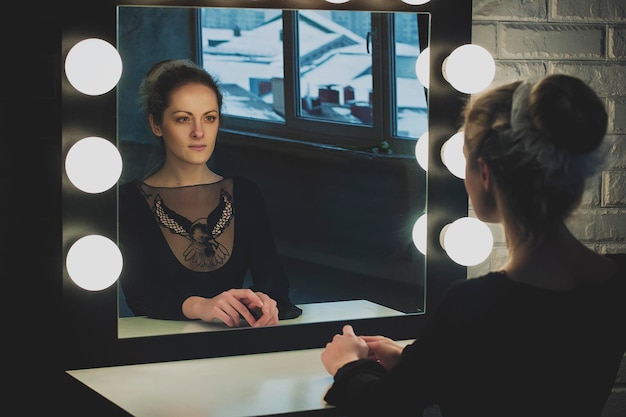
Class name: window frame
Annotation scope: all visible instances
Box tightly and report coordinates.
[201,9,430,156]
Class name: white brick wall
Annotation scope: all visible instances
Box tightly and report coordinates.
[467,1,626,415]
[469,0,626,271]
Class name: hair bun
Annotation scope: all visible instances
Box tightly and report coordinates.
[528,74,607,154]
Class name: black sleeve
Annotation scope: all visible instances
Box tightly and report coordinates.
[234,177,302,319]
[322,282,469,416]
[322,340,441,417]
[118,181,188,320]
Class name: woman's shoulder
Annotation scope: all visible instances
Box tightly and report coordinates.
[605,253,626,268]
[448,272,508,292]
[119,178,141,190]
[118,179,150,211]
[229,176,258,188]
[604,253,626,284]
[447,254,626,299]
[440,272,510,306]
[228,176,264,199]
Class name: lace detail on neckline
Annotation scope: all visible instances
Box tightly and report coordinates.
[141,178,225,190]
[140,180,236,272]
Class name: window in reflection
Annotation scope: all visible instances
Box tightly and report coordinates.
[394,13,428,139]
[201,8,284,122]
[297,10,373,125]
[198,8,428,154]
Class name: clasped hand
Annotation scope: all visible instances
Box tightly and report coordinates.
[182,289,279,327]
[321,324,404,376]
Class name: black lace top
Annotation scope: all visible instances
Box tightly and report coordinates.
[118,176,302,320]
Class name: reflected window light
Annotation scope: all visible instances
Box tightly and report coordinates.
[65,38,123,96]
[325,0,350,3]
[65,136,123,194]
[415,46,430,89]
[442,44,495,94]
[441,217,493,266]
[415,131,428,171]
[441,132,465,179]
[66,235,123,291]
[412,213,428,255]
[402,0,431,5]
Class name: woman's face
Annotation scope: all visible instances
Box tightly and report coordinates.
[149,82,220,168]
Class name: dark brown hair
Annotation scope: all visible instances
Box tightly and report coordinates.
[462,74,607,240]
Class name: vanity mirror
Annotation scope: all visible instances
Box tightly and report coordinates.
[62,0,471,371]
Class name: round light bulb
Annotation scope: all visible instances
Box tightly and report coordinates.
[65,38,123,95]
[65,136,123,193]
[402,0,431,5]
[66,235,123,291]
[415,132,428,171]
[415,46,430,89]
[442,44,495,94]
[412,214,428,255]
[441,132,466,179]
[441,217,493,266]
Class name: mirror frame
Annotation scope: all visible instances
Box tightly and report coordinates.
[62,0,471,371]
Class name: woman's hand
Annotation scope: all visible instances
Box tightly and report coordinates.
[321,325,369,376]
[360,335,404,371]
[182,289,279,327]
[240,291,279,327]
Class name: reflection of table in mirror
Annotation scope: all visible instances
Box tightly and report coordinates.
[118,300,406,339]
[68,336,414,417]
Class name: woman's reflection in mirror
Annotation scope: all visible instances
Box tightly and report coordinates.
[118,59,302,328]
[320,74,626,416]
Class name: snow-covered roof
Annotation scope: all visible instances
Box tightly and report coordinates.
[202,10,427,123]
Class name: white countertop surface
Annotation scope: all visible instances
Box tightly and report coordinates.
[69,347,336,417]
[69,300,412,416]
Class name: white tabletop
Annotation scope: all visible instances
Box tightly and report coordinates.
[68,340,414,417]
[69,300,411,416]
[68,346,335,417]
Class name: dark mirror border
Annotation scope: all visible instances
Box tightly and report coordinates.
[62,0,471,370]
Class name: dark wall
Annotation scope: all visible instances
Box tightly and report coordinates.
[117,7,198,166]
[213,134,426,285]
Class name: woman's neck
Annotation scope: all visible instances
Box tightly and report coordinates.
[501,221,615,290]
[144,164,222,187]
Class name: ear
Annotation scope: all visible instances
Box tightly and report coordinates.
[148,114,163,137]
[476,156,492,192]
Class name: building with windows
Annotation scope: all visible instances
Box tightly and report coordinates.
[201,9,427,136]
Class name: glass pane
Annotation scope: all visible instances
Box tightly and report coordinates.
[298,11,373,126]
[200,8,285,122]
[394,13,428,139]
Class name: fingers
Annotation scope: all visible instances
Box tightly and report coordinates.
[251,293,278,327]
[231,289,279,327]
[198,289,279,328]
[342,324,356,336]
[227,288,264,308]
[321,325,370,376]
[360,335,388,343]
[213,292,251,327]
